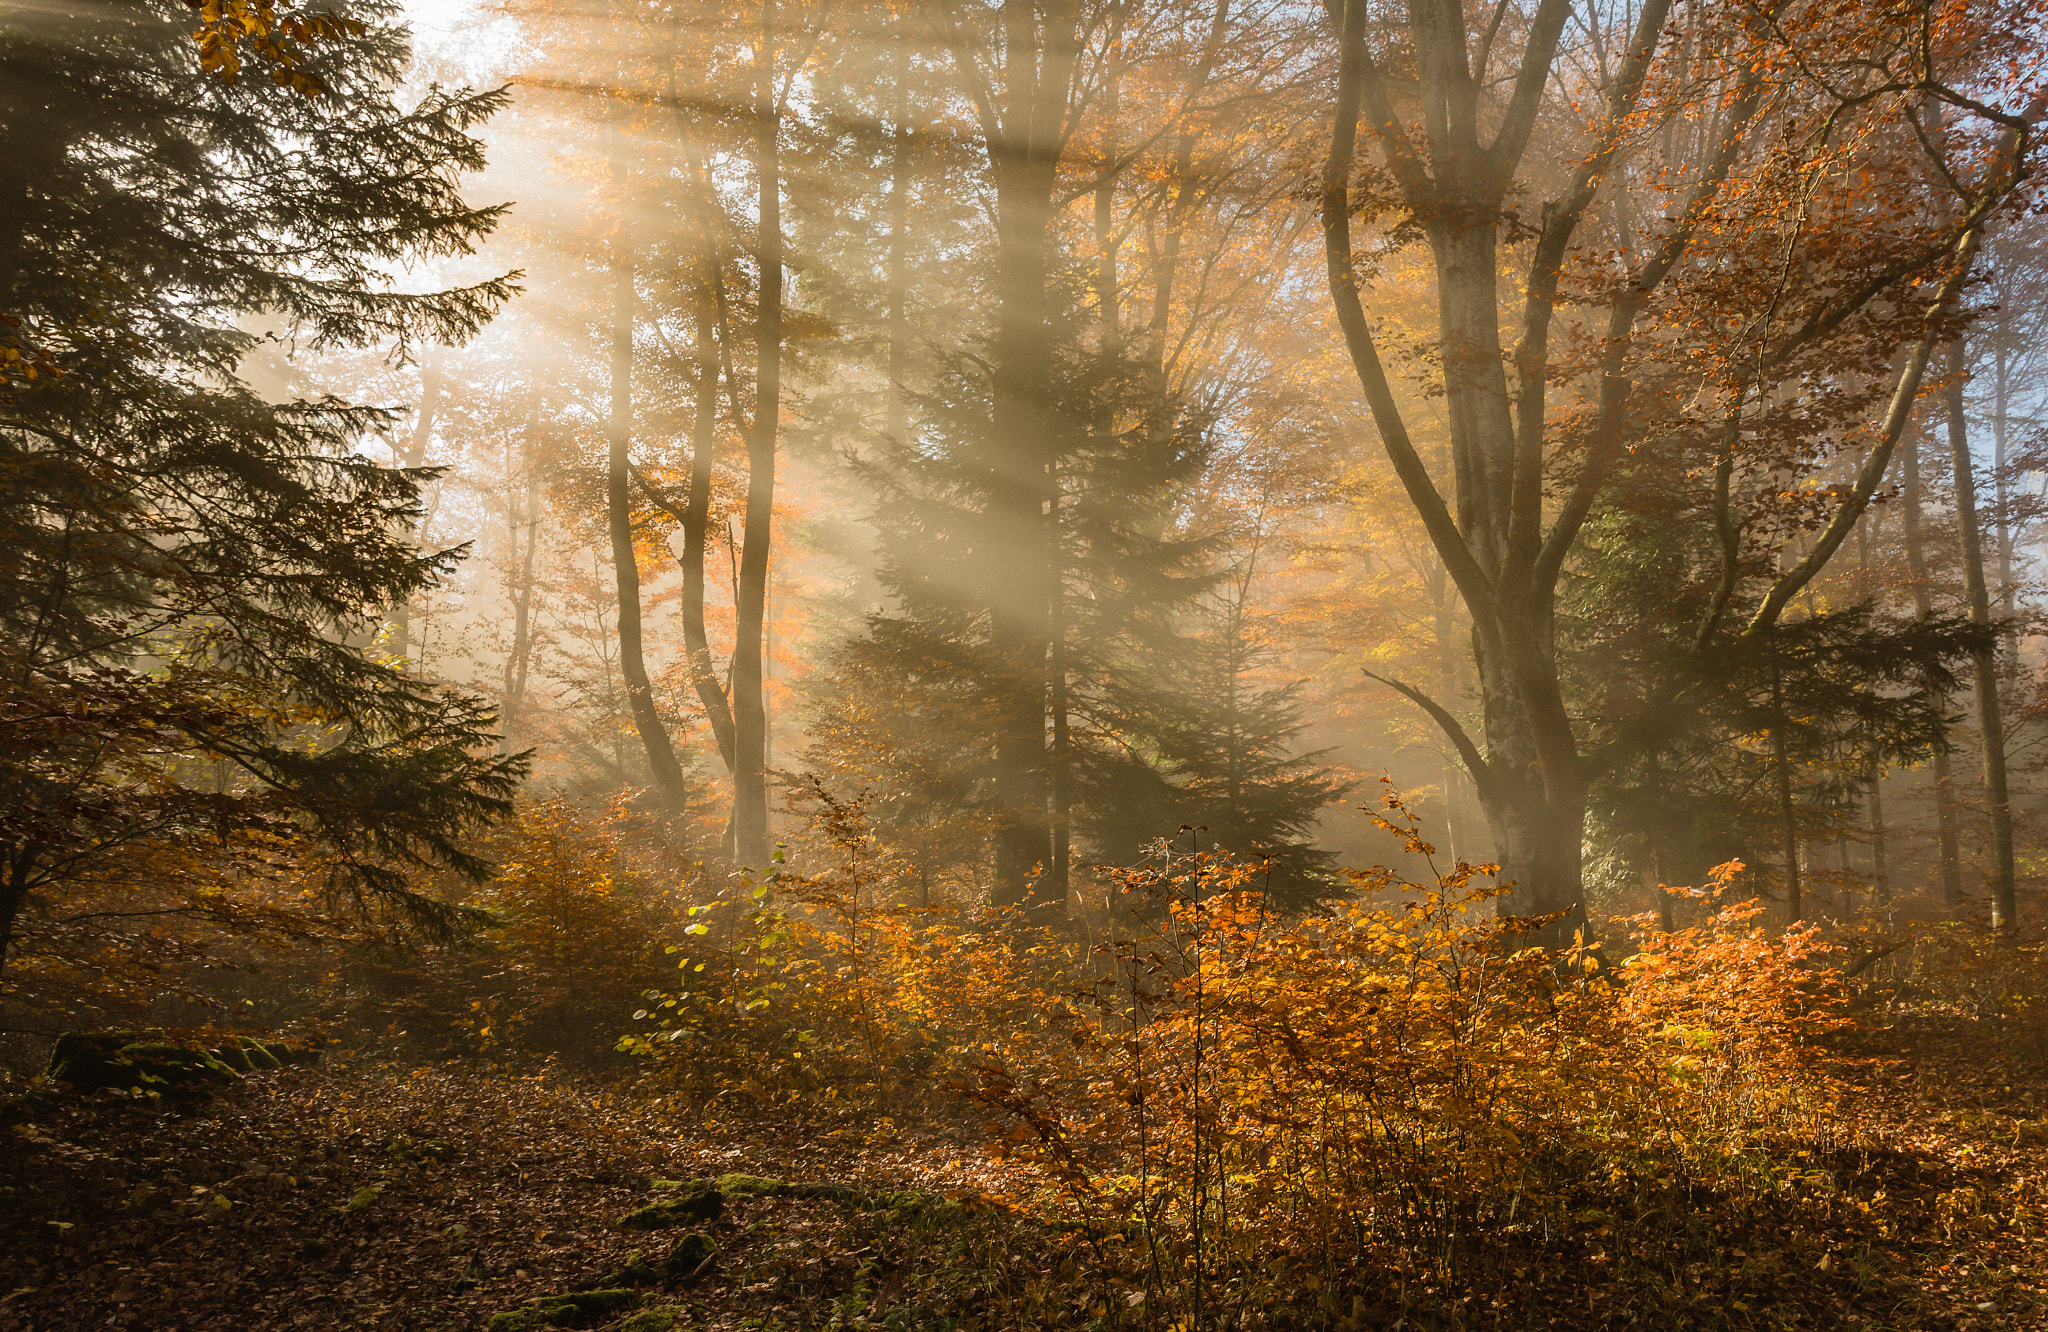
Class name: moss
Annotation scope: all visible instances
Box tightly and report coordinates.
[239,1040,284,1070]
[664,1230,716,1280]
[715,1173,859,1203]
[604,1249,660,1287]
[618,1185,722,1229]
[342,1183,385,1213]
[209,1042,254,1072]
[44,1033,133,1092]
[489,1289,639,1330]
[118,1043,238,1090]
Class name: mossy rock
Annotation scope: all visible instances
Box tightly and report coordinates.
[618,1308,685,1332]
[618,1184,722,1230]
[238,1039,284,1070]
[44,1033,134,1092]
[713,1173,860,1204]
[603,1248,660,1288]
[486,1289,638,1331]
[210,1042,254,1072]
[664,1230,716,1281]
[120,1043,238,1090]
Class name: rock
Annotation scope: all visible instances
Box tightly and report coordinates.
[486,1289,638,1331]
[602,1248,660,1287]
[239,1040,284,1070]
[209,1042,254,1072]
[618,1308,685,1332]
[117,1043,238,1092]
[713,1173,860,1204]
[44,1032,134,1092]
[618,1184,722,1230]
[663,1231,716,1282]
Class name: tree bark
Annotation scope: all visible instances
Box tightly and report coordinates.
[390,344,445,664]
[502,396,542,738]
[1944,337,2016,941]
[1902,416,1965,910]
[605,127,689,803]
[978,0,1077,912]
[728,0,783,865]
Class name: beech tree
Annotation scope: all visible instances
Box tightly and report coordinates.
[1320,0,2042,939]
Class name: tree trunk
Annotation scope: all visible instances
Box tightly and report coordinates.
[1902,416,1965,910]
[1769,641,1802,922]
[673,211,738,772]
[605,127,689,802]
[728,0,783,865]
[391,344,445,664]
[1944,337,2016,941]
[982,0,1076,913]
[502,396,542,739]
[884,22,915,449]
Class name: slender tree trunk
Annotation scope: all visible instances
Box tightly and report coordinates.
[1869,773,1892,921]
[605,127,688,802]
[1945,338,2016,941]
[391,344,445,663]
[1902,416,1965,909]
[672,215,738,771]
[1769,642,1802,922]
[1855,507,1892,923]
[0,841,35,986]
[1992,337,2017,666]
[884,23,914,449]
[728,1,782,864]
[502,397,542,737]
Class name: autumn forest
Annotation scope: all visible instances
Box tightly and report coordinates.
[4,0,2048,1328]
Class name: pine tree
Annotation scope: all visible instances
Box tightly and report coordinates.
[0,0,524,998]
[807,306,1345,908]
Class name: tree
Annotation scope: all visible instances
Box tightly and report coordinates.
[1319,0,2043,940]
[0,0,524,1007]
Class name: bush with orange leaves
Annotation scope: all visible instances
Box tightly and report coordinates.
[933,792,1854,1319]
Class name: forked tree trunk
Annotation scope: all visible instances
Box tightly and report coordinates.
[605,127,689,802]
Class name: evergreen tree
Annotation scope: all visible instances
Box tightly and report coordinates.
[806,307,1345,908]
[0,0,524,996]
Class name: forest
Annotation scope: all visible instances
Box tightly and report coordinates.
[3,0,2048,1327]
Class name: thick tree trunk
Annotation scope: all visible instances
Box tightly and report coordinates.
[605,130,689,802]
[1944,339,2016,941]
[1902,418,1965,910]
[728,2,782,865]
[982,0,1075,913]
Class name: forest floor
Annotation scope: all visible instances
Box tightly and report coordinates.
[2,1015,2047,1332]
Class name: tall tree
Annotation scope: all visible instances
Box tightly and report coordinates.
[1319,0,2041,940]
[0,0,524,996]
